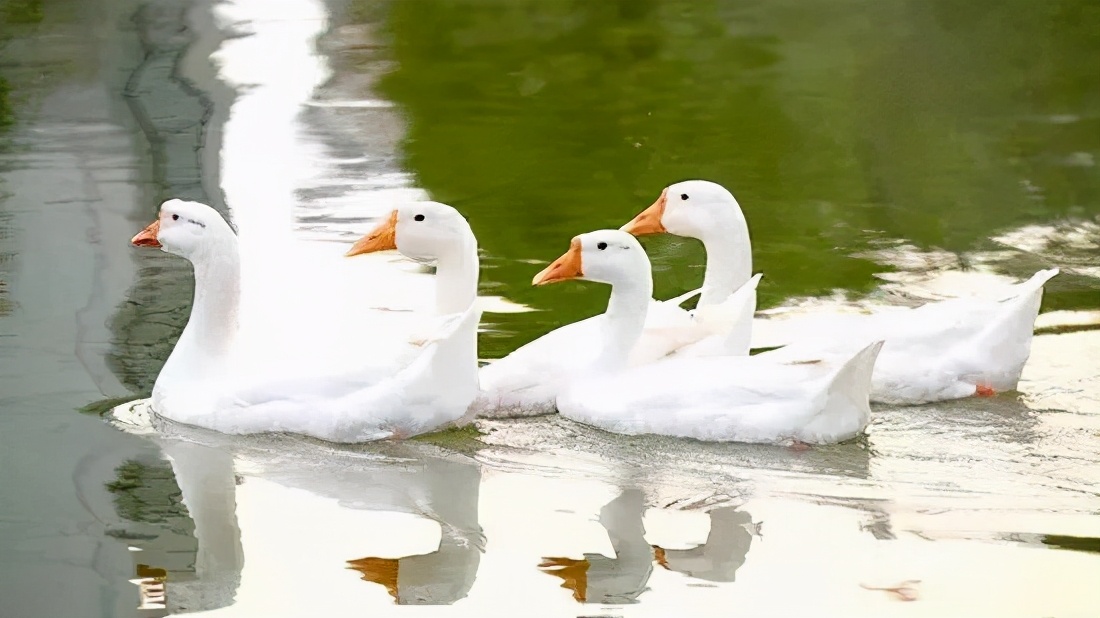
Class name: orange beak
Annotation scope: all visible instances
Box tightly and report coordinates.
[532,238,584,285]
[131,220,162,247]
[620,188,668,236]
[346,210,398,257]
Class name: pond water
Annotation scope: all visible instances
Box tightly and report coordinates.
[1,0,1098,616]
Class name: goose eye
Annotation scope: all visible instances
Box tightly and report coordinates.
[414,214,425,222]
[680,193,689,201]
[597,242,607,250]
[172,214,179,221]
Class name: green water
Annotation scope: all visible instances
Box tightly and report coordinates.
[370,0,1100,355]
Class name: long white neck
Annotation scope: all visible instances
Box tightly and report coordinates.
[433,231,479,315]
[155,238,241,400]
[595,268,653,371]
[404,235,482,430]
[697,204,752,307]
[417,230,481,414]
[186,240,242,355]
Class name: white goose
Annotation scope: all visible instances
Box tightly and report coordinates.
[474,235,759,420]
[130,199,481,441]
[622,180,1059,405]
[540,230,882,445]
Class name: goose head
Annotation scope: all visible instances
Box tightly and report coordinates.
[131,199,237,259]
[533,230,649,288]
[621,180,740,240]
[345,201,475,262]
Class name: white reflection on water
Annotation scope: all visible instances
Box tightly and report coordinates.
[206,0,525,370]
[108,405,1100,617]
[201,0,436,380]
[994,219,1100,280]
[759,217,1098,321]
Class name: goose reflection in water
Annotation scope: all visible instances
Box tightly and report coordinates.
[346,532,481,607]
[157,440,245,612]
[115,413,484,613]
[540,489,653,604]
[653,507,759,583]
[539,490,757,603]
[341,455,484,605]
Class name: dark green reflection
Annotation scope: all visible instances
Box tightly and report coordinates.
[1,0,44,25]
[1041,534,1100,554]
[106,459,192,526]
[0,77,14,129]
[0,74,13,317]
[372,0,1100,358]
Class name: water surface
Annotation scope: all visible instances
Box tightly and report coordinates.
[1,0,1098,616]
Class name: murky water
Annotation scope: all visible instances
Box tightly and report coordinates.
[1,0,1098,616]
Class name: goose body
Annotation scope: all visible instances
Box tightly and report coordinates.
[474,249,758,419]
[622,180,1059,405]
[180,305,481,441]
[754,268,1058,403]
[540,230,880,445]
[132,200,481,441]
[560,341,882,444]
[473,297,703,417]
